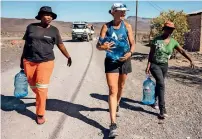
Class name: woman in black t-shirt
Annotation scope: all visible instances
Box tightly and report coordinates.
[20,6,72,125]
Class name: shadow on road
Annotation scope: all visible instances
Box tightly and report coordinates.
[131,52,149,62]
[1,94,109,139]
[169,66,202,76]
[46,99,109,138]
[167,66,202,86]
[90,93,159,117]
[142,43,151,47]
[63,39,82,42]
[63,39,91,43]
[1,94,36,120]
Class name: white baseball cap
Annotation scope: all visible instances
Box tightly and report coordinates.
[110,3,129,13]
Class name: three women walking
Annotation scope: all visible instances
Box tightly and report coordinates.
[19,3,195,138]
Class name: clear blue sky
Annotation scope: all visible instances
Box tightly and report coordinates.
[1,1,202,22]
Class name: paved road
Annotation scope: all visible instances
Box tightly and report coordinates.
[2,41,201,139]
[1,41,150,139]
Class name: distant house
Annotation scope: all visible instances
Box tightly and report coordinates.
[184,10,202,52]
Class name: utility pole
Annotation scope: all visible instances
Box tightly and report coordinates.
[135,0,138,44]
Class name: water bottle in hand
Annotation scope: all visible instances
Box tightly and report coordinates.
[142,76,155,105]
[14,70,28,98]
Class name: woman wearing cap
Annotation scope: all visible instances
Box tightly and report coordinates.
[145,21,194,119]
[20,6,72,124]
[96,3,135,137]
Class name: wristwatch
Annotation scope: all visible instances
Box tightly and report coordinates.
[130,51,133,56]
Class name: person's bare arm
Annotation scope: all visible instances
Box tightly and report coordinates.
[126,22,135,53]
[119,22,135,62]
[57,43,72,67]
[96,24,114,51]
[20,42,27,69]
[55,28,72,67]
[20,25,29,69]
[175,46,194,68]
[57,44,71,58]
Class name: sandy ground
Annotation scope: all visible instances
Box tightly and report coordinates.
[1,40,202,139]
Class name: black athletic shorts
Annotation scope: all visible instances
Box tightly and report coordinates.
[104,58,132,74]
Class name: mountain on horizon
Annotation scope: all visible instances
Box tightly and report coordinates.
[1,17,151,34]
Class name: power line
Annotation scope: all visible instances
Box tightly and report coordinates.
[147,1,161,12]
[151,2,164,11]
[147,1,163,12]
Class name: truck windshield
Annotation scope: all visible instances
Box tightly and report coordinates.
[73,24,86,29]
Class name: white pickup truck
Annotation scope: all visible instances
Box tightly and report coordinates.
[71,21,94,41]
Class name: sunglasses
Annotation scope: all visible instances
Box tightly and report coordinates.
[119,4,127,8]
[163,26,175,30]
[114,10,126,13]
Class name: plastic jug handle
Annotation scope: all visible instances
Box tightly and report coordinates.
[20,69,25,73]
[146,74,151,79]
